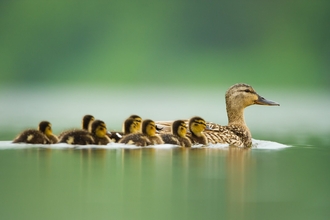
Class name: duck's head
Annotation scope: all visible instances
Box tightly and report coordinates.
[129,115,142,131]
[91,120,107,138]
[82,115,95,131]
[38,121,53,137]
[189,117,206,136]
[172,120,188,138]
[123,118,140,134]
[225,83,280,110]
[142,119,157,136]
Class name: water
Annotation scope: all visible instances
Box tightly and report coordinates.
[0,139,329,220]
[1,86,330,219]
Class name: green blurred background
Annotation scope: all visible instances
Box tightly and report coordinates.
[1,1,330,141]
[0,0,329,88]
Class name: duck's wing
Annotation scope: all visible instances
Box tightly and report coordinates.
[204,123,247,147]
[205,122,222,131]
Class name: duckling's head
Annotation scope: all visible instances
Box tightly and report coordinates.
[82,115,95,131]
[226,83,280,110]
[91,120,107,138]
[123,118,140,134]
[129,115,142,131]
[38,121,53,137]
[172,120,188,138]
[189,117,206,136]
[142,119,157,136]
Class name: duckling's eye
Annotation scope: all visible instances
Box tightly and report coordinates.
[244,89,250,93]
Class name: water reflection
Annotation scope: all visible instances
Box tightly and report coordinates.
[1,141,329,220]
[16,146,251,219]
[70,146,254,219]
[226,147,252,219]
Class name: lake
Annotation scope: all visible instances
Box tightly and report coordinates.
[0,86,329,220]
[0,140,329,220]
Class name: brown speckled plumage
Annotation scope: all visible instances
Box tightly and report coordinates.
[204,124,251,147]
[156,83,279,148]
[204,83,278,147]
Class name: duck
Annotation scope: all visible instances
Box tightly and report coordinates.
[58,114,95,139]
[123,117,141,134]
[90,120,111,145]
[81,115,95,131]
[59,120,110,145]
[203,83,279,147]
[156,83,279,148]
[160,120,192,147]
[186,116,208,145]
[58,129,94,145]
[119,119,163,146]
[107,115,142,142]
[13,121,58,144]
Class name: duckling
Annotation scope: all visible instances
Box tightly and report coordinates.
[142,119,164,145]
[59,120,110,145]
[186,116,208,145]
[58,130,94,145]
[119,119,163,146]
[58,114,94,139]
[123,117,141,135]
[107,115,142,142]
[203,83,279,147]
[13,121,58,144]
[90,120,111,145]
[82,114,95,130]
[160,120,192,147]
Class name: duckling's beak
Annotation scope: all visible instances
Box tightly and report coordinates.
[255,94,280,106]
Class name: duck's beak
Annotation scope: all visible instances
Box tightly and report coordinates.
[255,94,280,106]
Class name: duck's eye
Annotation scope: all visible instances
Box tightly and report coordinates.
[244,89,250,93]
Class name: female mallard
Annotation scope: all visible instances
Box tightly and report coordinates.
[186,116,208,145]
[160,120,192,147]
[107,115,142,142]
[13,121,58,144]
[119,119,163,146]
[203,83,279,147]
[156,83,279,148]
[58,114,95,139]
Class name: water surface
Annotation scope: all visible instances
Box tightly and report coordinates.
[0,140,329,220]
